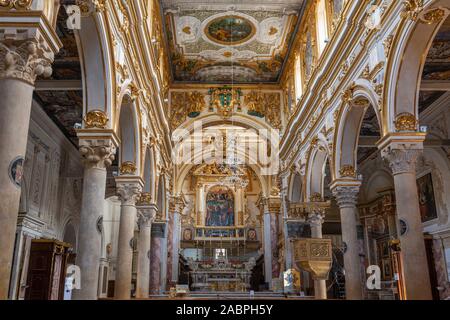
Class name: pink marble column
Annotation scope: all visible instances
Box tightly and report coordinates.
[166,214,173,287]
[150,227,163,295]
[270,213,280,278]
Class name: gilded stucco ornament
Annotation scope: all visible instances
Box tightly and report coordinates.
[310,193,323,202]
[120,161,137,175]
[339,165,356,178]
[84,110,109,129]
[187,91,205,118]
[420,8,447,24]
[395,113,418,132]
[0,0,32,10]
[137,192,152,206]
[401,0,424,21]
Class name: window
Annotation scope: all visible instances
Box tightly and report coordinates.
[316,0,329,55]
[294,55,303,102]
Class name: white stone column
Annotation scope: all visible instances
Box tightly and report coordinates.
[170,196,184,284]
[135,201,156,299]
[263,211,273,287]
[73,139,117,300]
[0,30,58,300]
[308,211,327,300]
[382,147,432,300]
[331,184,363,300]
[114,180,142,300]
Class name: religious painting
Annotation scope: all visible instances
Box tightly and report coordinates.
[416,173,438,222]
[205,187,234,227]
[9,157,24,188]
[247,229,257,241]
[382,259,392,280]
[183,228,193,241]
[205,16,255,45]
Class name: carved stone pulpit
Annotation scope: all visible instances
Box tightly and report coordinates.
[293,238,332,280]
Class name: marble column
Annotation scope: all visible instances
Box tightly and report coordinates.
[169,196,184,285]
[135,202,156,299]
[261,197,281,288]
[332,184,363,300]
[263,211,273,287]
[114,180,142,300]
[382,147,432,300]
[0,34,57,300]
[73,139,117,300]
[149,222,164,295]
[308,211,327,300]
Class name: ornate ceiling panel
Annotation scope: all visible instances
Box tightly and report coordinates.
[162,0,305,84]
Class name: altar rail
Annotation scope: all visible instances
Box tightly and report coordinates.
[195,227,246,240]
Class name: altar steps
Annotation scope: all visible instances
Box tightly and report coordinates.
[149,292,313,300]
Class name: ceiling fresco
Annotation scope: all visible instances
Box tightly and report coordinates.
[162,0,305,84]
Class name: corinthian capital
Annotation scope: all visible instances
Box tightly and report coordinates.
[116,181,143,206]
[0,35,54,84]
[307,211,324,229]
[382,148,422,175]
[79,139,117,169]
[332,185,360,209]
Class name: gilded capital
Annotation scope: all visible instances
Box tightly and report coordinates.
[79,139,117,169]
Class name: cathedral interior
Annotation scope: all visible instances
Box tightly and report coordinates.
[1,0,450,301]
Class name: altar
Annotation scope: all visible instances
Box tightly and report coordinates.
[188,257,256,292]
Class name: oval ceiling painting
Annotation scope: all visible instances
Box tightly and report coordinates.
[205,15,256,45]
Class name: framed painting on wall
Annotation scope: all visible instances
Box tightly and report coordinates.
[416,173,438,223]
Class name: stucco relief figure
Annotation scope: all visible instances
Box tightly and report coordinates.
[205,187,234,227]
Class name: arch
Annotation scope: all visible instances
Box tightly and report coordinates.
[305,145,329,200]
[143,147,157,197]
[289,171,303,202]
[156,174,166,217]
[333,86,382,180]
[383,1,450,134]
[117,96,141,171]
[63,221,78,253]
[360,169,394,203]
[77,12,116,127]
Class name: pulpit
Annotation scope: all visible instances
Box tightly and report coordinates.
[25,239,71,300]
[293,238,332,280]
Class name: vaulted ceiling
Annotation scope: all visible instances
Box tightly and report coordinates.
[161,0,305,84]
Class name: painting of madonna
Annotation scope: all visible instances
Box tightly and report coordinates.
[205,187,235,227]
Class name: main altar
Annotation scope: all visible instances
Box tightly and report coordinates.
[187,255,256,292]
